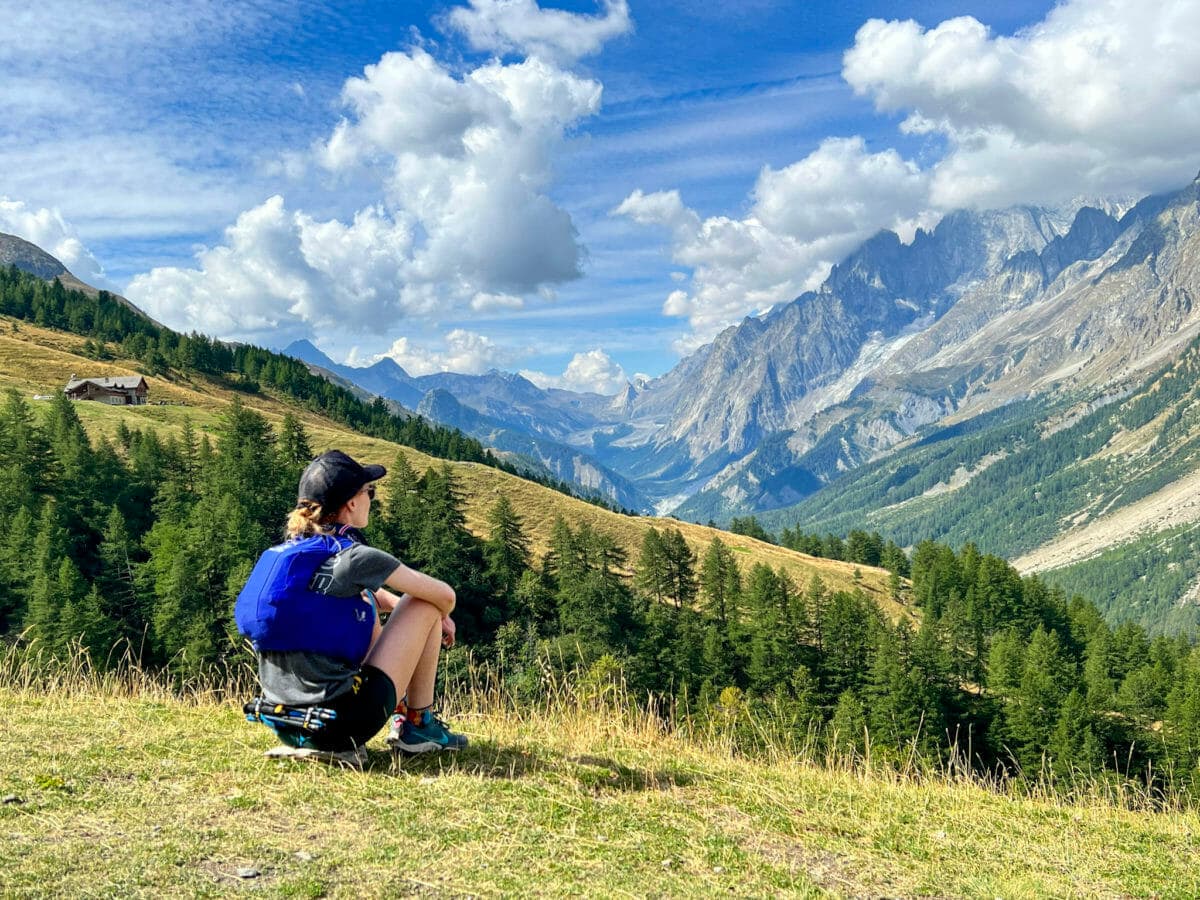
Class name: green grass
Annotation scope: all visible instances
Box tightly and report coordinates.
[3,659,1200,897]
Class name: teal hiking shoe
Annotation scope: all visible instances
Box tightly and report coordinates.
[395,709,468,754]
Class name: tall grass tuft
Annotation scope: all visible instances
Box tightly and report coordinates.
[5,636,1197,814]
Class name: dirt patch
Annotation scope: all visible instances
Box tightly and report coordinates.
[713,803,898,898]
[1014,467,1200,573]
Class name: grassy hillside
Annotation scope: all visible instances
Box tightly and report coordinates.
[756,339,1200,631]
[0,314,897,610]
[3,666,1199,898]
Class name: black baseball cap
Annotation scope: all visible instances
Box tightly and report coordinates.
[297,450,386,512]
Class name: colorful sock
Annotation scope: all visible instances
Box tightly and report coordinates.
[408,705,432,726]
[393,695,408,722]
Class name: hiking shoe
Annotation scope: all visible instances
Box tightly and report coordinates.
[394,709,468,754]
[265,744,369,769]
[383,712,407,749]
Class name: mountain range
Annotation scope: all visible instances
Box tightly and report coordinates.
[8,172,1200,628]
[278,173,1200,629]
[284,176,1198,515]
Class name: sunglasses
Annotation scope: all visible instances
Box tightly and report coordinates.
[362,485,376,500]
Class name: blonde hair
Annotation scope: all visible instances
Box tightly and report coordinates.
[284,499,341,540]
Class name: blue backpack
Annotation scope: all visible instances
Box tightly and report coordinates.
[235,534,375,664]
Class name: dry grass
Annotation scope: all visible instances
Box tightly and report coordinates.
[2,650,1198,898]
[0,316,898,606]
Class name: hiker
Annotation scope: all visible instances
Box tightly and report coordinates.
[236,449,467,760]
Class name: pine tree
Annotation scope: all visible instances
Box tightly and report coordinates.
[801,574,827,653]
[0,389,52,517]
[484,493,531,606]
[699,537,741,627]
[1165,647,1200,779]
[881,540,910,577]
[24,501,70,650]
[818,590,878,704]
[972,554,1026,634]
[41,392,98,564]
[986,628,1025,696]
[412,465,491,637]
[151,492,264,671]
[745,564,794,693]
[545,515,582,588]
[827,690,868,757]
[378,452,421,558]
[866,623,928,754]
[1115,665,1167,728]
[635,527,670,604]
[208,397,288,531]
[662,528,697,609]
[1049,689,1104,781]
[1004,627,1074,770]
[1082,626,1117,709]
[277,413,313,467]
[701,623,738,688]
[64,584,117,663]
[0,504,34,632]
[96,505,147,651]
[512,569,555,630]
[909,541,961,619]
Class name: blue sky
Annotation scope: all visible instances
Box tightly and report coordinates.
[3,1,1200,392]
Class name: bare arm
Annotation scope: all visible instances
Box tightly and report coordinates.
[373,586,401,614]
[383,564,456,617]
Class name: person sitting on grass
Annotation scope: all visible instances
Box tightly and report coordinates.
[236,449,466,761]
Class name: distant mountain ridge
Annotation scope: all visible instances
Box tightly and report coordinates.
[283,339,652,511]
[0,231,161,325]
[0,232,69,279]
[287,190,1163,515]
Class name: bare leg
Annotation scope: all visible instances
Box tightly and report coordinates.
[367,607,383,652]
[364,594,440,699]
[406,616,443,709]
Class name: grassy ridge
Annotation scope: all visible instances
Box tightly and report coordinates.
[0,315,897,609]
[3,666,1199,898]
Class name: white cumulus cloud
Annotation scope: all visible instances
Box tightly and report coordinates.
[127,196,417,343]
[843,0,1200,208]
[373,329,514,376]
[615,137,930,349]
[0,198,112,288]
[521,348,628,395]
[446,0,632,65]
[126,4,624,345]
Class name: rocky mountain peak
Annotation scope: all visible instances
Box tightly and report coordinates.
[0,232,68,280]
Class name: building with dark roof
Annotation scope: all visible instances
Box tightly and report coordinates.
[63,375,148,405]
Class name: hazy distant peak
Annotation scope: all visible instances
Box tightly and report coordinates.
[0,232,68,280]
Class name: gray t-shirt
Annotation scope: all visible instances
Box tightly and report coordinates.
[258,542,401,705]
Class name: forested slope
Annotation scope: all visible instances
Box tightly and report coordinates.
[759,336,1200,633]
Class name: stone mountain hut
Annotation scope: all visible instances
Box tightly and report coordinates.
[63,374,149,405]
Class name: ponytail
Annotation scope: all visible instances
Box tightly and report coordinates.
[284,500,340,540]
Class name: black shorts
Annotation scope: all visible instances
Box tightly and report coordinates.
[297,665,397,752]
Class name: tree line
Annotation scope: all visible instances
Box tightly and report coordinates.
[5,390,1200,799]
[0,265,628,513]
